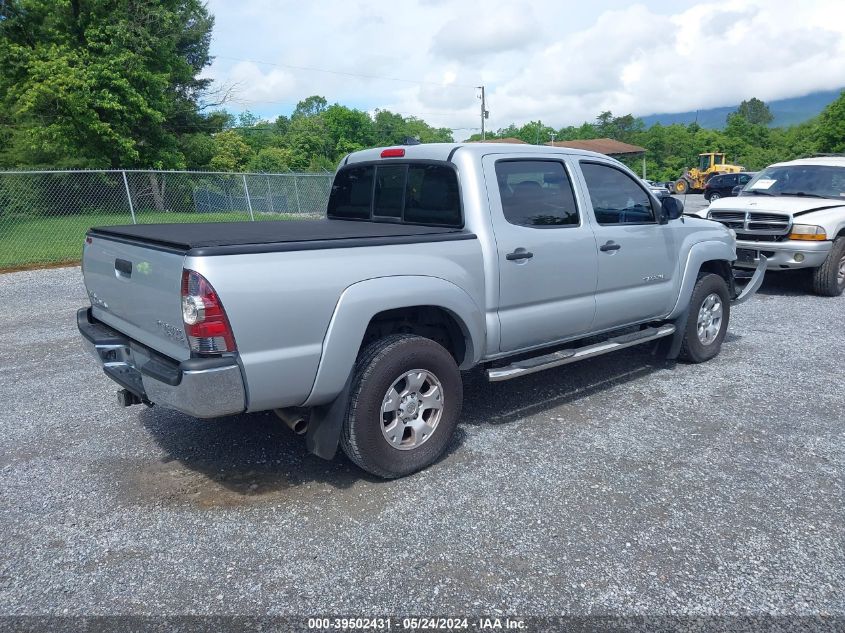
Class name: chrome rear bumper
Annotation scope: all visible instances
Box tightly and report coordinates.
[77,308,246,418]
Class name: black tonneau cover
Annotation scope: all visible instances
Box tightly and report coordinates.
[89,219,475,256]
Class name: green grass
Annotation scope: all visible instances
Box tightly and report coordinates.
[0,211,305,270]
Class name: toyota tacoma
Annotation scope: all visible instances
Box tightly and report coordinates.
[78,143,765,478]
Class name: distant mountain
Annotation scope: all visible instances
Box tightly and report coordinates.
[640,89,843,129]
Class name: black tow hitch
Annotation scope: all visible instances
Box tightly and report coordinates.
[116,388,143,407]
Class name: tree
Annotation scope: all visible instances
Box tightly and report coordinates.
[209,131,251,171]
[734,98,774,126]
[595,111,614,137]
[180,133,216,170]
[248,147,293,173]
[0,0,217,168]
[322,104,375,155]
[520,120,556,144]
[815,90,845,153]
[372,109,452,145]
[293,96,328,119]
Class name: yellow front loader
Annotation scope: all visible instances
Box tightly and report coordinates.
[672,153,744,194]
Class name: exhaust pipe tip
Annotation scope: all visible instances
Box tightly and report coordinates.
[290,417,307,435]
[274,408,308,435]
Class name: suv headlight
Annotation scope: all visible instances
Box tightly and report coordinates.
[788,224,827,241]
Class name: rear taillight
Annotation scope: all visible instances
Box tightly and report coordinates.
[181,269,236,353]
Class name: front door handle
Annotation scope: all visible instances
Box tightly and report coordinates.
[600,241,621,252]
[506,249,534,261]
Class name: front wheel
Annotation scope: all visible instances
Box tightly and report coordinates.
[811,237,845,297]
[674,179,688,194]
[341,334,462,478]
[679,273,731,363]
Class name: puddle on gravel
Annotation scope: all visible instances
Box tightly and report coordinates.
[100,455,393,515]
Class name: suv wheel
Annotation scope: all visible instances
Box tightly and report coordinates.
[341,334,462,478]
[709,192,721,201]
[811,236,845,297]
[679,273,731,363]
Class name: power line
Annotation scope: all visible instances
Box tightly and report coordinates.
[215,55,477,89]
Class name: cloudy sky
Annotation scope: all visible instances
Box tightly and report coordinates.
[204,0,845,135]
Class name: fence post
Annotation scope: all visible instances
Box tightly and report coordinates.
[122,170,137,224]
[242,174,255,221]
[293,173,302,214]
[266,175,274,213]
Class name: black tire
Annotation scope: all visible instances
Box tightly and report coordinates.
[709,192,721,201]
[810,237,845,297]
[674,179,688,194]
[340,334,462,479]
[678,273,731,363]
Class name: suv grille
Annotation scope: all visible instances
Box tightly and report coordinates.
[708,210,790,236]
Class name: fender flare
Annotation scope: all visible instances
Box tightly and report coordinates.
[303,275,484,408]
[667,240,736,320]
[301,275,484,460]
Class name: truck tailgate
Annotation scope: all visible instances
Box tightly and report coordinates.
[82,234,190,361]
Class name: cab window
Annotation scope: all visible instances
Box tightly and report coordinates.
[580,162,656,225]
[495,160,579,228]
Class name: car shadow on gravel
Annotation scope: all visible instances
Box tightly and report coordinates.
[458,347,670,427]
[755,269,812,296]
[135,346,668,500]
[137,406,376,499]
[137,404,470,501]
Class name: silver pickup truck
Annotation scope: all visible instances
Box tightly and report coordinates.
[78,143,765,478]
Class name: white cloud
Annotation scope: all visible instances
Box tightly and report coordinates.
[432,3,541,60]
[216,61,298,108]
[204,0,845,135]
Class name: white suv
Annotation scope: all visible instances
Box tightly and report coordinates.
[705,157,845,296]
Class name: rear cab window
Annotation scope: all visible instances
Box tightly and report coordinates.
[328,162,462,227]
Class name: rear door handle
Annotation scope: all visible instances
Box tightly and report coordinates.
[599,241,621,252]
[506,249,534,261]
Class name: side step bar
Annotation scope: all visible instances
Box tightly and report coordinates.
[487,324,676,382]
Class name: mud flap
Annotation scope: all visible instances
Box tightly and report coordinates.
[654,307,690,361]
[304,372,353,460]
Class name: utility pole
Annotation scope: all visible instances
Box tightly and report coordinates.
[477,86,488,140]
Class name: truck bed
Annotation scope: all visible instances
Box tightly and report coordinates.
[89,219,475,256]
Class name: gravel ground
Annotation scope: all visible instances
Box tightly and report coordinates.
[0,265,843,621]
[675,193,710,217]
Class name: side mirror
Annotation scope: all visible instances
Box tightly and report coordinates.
[661,196,684,221]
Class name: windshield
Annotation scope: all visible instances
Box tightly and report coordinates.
[742,164,845,199]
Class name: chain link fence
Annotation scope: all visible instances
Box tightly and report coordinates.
[0,169,334,270]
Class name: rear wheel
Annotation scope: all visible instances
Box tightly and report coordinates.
[679,273,730,363]
[709,192,721,201]
[811,237,845,297]
[341,334,462,478]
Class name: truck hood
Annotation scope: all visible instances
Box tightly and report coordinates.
[708,195,845,217]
